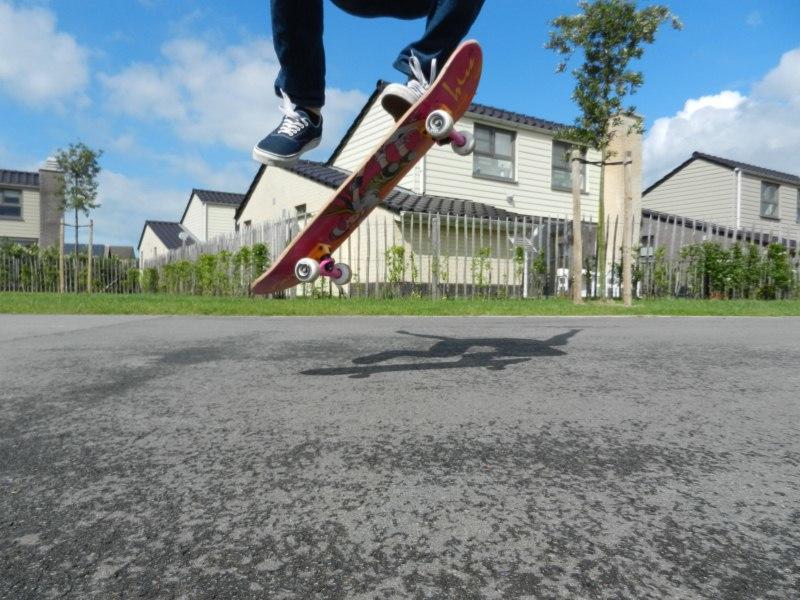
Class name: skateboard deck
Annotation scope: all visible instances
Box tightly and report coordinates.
[251,40,482,295]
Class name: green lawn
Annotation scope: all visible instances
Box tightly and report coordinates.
[2,292,800,316]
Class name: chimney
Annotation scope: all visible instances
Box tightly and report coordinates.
[38,157,63,248]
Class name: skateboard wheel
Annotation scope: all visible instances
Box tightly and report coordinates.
[426,109,455,140]
[332,263,352,286]
[452,131,475,156]
[295,257,321,283]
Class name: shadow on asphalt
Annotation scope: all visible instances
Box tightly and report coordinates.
[301,329,580,378]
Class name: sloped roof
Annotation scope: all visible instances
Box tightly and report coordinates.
[645,151,800,195]
[180,188,245,224]
[138,221,196,251]
[327,80,570,165]
[0,169,39,188]
[193,189,245,206]
[279,159,528,220]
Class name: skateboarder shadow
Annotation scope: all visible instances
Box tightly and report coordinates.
[302,329,580,378]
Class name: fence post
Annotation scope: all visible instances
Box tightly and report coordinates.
[87,220,94,294]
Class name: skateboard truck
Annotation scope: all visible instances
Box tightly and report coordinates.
[425,109,475,156]
[294,254,353,287]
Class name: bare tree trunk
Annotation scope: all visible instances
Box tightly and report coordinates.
[59,217,65,293]
[87,219,93,294]
[622,151,633,307]
[74,207,79,293]
[570,149,583,304]
[597,149,607,298]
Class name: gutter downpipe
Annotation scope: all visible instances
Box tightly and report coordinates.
[735,168,742,231]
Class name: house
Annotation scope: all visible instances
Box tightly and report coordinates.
[137,221,196,267]
[0,159,63,247]
[233,81,642,293]
[179,189,245,242]
[643,152,800,240]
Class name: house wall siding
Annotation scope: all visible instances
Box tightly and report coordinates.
[138,227,169,267]
[206,205,236,240]
[423,117,601,219]
[237,166,333,226]
[739,176,800,239]
[642,159,736,226]
[182,195,206,241]
[333,107,602,219]
[0,188,41,241]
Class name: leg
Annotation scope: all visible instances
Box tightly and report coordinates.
[330,1,484,77]
[271,0,325,108]
[395,0,486,79]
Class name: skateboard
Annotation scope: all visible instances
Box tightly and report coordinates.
[251,40,482,295]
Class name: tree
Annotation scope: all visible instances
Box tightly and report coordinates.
[546,0,681,298]
[55,143,102,292]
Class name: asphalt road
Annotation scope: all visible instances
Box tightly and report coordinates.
[1,315,799,599]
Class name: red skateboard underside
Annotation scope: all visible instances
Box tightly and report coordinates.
[251,40,482,295]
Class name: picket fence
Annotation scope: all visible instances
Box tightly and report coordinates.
[141,209,800,300]
[0,254,140,294]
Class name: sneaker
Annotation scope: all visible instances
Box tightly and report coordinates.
[252,91,323,165]
[381,55,438,120]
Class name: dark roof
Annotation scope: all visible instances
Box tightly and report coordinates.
[645,151,800,195]
[107,246,136,259]
[281,160,527,220]
[138,221,196,251]
[468,103,567,133]
[193,189,245,206]
[326,80,570,165]
[180,189,245,224]
[0,169,39,188]
[63,244,106,257]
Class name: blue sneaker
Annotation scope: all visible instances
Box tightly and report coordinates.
[253,91,322,165]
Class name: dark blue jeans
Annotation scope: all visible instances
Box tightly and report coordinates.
[271,0,485,107]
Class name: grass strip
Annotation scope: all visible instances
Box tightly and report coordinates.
[2,293,800,317]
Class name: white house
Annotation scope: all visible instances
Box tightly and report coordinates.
[179,189,245,242]
[0,160,63,247]
[233,82,641,293]
[137,221,196,267]
[643,152,800,240]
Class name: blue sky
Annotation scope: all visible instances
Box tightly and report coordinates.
[1,0,798,246]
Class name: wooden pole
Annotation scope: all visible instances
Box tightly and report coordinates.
[570,149,584,304]
[622,151,633,307]
[58,217,65,293]
[87,219,94,293]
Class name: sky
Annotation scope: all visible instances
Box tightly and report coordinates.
[1,0,799,246]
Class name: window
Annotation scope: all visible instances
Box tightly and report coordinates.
[0,189,22,218]
[551,141,586,192]
[473,124,515,181]
[760,182,779,219]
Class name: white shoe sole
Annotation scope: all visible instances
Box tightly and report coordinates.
[252,137,321,166]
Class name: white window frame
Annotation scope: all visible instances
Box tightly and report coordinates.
[0,188,22,219]
[760,182,779,220]
[472,124,516,183]
[551,141,587,193]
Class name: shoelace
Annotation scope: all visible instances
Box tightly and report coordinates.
[406,55,438,99]
[276,90,309,136]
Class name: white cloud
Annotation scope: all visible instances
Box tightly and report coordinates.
[0,2,89,107]
[100,37,367,155]
[644,48,800,185]
[96,170,188,246]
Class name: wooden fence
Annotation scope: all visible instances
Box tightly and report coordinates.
[139,209,800,300]
[0,254,140,293]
